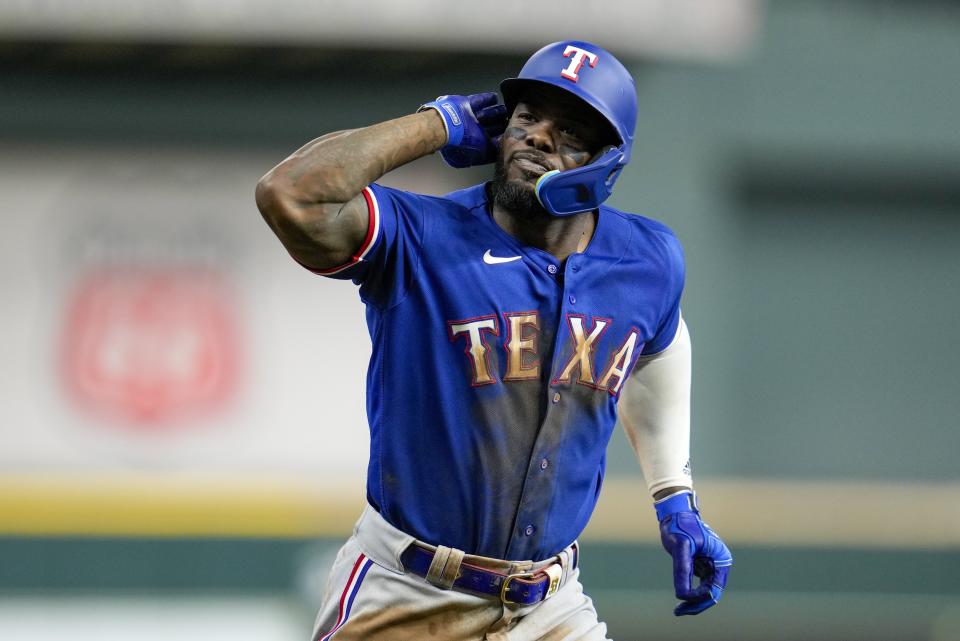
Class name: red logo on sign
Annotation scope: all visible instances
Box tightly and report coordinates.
[61,267,240,427]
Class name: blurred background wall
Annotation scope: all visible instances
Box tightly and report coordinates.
[1,1,958,640]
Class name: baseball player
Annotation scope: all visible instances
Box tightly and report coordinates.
[256,40,732,641]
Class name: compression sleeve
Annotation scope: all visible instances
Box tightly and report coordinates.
[618,315,693,496]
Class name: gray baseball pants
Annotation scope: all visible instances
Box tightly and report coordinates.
[311,504,612,641]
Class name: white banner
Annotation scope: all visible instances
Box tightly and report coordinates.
[0,0,762,61]
[0,144,457,480]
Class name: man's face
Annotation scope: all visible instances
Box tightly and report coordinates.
[496,84,614,191]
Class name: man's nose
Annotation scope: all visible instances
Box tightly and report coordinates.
[524,121,555,154]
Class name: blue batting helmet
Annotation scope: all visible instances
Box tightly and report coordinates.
[500,40,638,216]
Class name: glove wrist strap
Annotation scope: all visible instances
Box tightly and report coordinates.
[417,99,465,146]
[654,489,698,521]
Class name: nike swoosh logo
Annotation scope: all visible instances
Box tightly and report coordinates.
[483,250,522,265]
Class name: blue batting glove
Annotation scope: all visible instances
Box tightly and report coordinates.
[655,490,732,616]
[418,93,507,168]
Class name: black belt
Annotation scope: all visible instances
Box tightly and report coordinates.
[400,543,577,606]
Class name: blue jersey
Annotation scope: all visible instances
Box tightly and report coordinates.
[312,182,684,561]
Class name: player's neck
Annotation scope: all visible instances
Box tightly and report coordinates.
[491,205,597,263]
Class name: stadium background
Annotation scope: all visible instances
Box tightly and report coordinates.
[1,1,958,639]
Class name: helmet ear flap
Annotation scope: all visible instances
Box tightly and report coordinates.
[535,146,625,216]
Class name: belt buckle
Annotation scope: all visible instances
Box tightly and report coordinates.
[500,572,534,605]
[500,564,564,605]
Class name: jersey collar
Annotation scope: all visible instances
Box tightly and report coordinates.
[459,183,631,273]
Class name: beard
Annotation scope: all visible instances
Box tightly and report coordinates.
[488,153,550,219]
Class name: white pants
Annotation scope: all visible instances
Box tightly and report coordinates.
[311,505,612,641]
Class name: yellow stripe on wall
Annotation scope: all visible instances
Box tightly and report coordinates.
[0,474,365,538]
[588,478,960,549]
[1,474,958,549]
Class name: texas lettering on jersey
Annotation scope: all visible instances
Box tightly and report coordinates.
[448,313,640,395]
[308,182,684,561]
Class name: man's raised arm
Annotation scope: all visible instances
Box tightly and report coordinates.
[254,112,446,271]
[254,93,507,272]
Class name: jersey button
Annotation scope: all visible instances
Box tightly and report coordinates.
[569,294,576,304]
[525,525,536,536]
[572,265,581,272]
[552,392,561,403]
[546,264,557,274]
[540,458,549,470]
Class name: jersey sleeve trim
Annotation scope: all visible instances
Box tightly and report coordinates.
[311,186,382,276]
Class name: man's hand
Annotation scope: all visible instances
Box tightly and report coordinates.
[418,93,508,168]
[655,490,732,616]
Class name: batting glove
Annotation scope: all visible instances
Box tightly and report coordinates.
[418,92,507,168]
[655,489,732,616]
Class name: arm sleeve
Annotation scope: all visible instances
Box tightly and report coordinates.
[296,183,426,310]
[618,316,693,496]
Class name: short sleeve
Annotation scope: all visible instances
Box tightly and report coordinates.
[298,183,426,310]
[640,231,686,356]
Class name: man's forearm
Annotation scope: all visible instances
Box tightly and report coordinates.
[267,111,447,206]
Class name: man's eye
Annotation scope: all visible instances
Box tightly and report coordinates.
[560,126,579,138]
[516,112,535,122]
